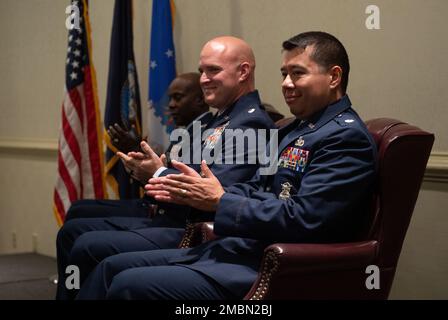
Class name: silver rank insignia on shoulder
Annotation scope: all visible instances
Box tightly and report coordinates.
[295,136,304,147]
[279,182,292,200]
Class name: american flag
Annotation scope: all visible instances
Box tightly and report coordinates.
[53,0,106,225]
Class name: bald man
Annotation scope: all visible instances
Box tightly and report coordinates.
[58,37,275,299]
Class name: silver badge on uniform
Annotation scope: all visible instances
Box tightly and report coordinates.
[295,136,305,147]
[279,182,292,200]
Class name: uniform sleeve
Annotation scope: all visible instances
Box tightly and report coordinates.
[158,167,182,177]
[214,126,376,243]
[222,170,264,197]
[153,166,168,177]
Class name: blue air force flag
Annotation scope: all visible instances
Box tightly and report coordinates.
[147,0,177,151]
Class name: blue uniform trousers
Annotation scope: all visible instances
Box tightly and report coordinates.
[76,248,235,300]
[65,199,152,221]
[56,216,184,299]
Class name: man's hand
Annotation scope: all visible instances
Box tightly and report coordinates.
[145,160,225,212]
[117,141,164,183]
[108,123,141,153]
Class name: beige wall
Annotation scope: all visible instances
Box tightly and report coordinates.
[0,0,447,299]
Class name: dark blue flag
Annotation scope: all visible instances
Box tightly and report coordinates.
[147,0,176,150]
[104,0,142,199]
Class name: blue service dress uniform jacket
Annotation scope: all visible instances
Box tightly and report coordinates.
[77,95,378,299]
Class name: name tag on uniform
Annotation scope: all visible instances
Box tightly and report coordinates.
[278,146,309,172]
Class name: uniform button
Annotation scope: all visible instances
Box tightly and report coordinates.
[158,209,165,215]
[266,186,271,192]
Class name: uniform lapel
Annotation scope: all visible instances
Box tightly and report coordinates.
[276,119,305,155]
[187,111,213,131]
[277,95,353,155]
[214,90,261,128]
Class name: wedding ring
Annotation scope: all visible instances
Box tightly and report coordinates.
[179,188,187,197]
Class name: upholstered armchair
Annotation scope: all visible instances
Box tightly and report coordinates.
[180,118,434,299]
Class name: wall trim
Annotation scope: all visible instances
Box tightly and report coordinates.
[0,138,58,158]
[1,138,448,182]
[424,151,448,183]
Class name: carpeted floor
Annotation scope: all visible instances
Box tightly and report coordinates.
[0,253,57,300]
